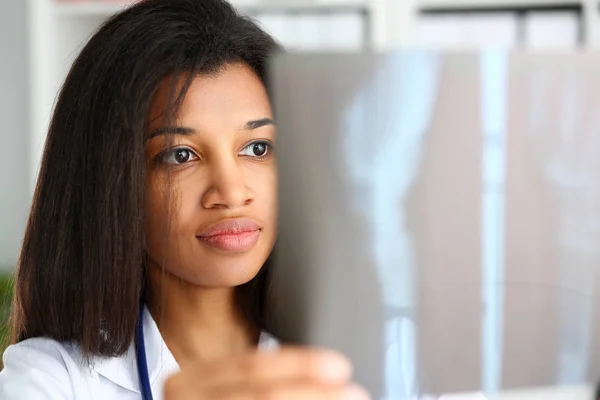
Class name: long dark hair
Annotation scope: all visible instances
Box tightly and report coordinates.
[11,0,280,359]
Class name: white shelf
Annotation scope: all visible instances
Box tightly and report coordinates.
[54,0,371,17]
[54,2,130,17]
[240,0,371,11]
[418,0,582,10]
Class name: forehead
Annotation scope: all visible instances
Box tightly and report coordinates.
[148,63,272,130]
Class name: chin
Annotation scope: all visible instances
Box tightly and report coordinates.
[186,257,265,288]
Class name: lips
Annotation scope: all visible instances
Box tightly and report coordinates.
[197,219,261,252]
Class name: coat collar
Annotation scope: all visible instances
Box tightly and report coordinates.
[93,306,171,393]
[92,307,280,393]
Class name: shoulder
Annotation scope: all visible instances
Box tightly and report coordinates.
[0,337,84,399]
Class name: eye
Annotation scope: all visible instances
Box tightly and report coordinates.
[239,141,273,158]
[159,147,199,165]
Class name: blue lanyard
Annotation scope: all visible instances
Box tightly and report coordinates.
[136,306,154,400]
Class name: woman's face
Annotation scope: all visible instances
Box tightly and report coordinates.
[144,63,277,288]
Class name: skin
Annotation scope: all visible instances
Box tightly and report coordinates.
[144,63,277,365]
[144,62,369,399]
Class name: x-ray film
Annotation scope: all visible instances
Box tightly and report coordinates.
[269,52,600,399]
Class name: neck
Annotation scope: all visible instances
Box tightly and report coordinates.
[146,263,258,367]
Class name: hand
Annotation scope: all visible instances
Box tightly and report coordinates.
[164,346,370,400]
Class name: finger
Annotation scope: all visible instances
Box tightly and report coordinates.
[210,383,371,400]
[172,346,352,390]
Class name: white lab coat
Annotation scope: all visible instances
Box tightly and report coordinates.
[0,307,279,400]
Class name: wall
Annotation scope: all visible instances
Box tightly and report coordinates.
[0,0,29,270]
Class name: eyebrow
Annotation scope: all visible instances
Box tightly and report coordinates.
[146,118,275,140]
[146,126,195,140]
[244,118,275,130]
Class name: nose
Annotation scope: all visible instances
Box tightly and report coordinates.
[201,157,252,209]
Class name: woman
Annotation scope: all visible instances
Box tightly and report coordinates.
[0,0,368,399]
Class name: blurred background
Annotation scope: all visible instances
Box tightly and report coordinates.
[0,0,597,356]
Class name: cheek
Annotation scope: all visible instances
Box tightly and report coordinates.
[144,174,188,254]
[253,166,278,229]
[145,173,204,255]
[144,175,169,253]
